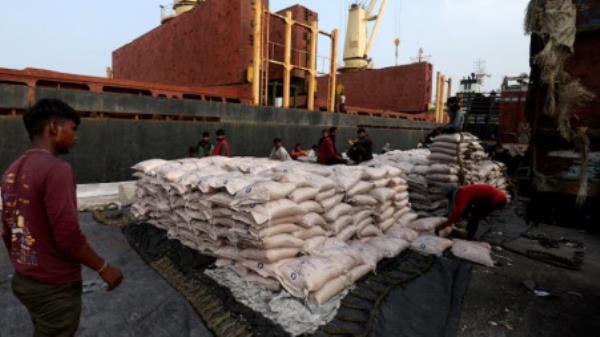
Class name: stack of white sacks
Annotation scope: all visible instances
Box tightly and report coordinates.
[426,132,506,216]
[363,149,436,218]
[426,133,478,216]
[476,160,511,202]
[131,156,453,304]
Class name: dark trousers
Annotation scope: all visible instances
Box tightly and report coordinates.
[348,145,373,164]
[325,157,347,165]
[12,273,82,337]
[466,202,506,239]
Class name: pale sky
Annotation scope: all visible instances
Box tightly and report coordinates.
[0,0,531,93]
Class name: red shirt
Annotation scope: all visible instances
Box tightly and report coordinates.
[213,138,231,157]
[444,184,508,227]
[290,148,308,159]
[1,150,86,285]
[319,137,337,164]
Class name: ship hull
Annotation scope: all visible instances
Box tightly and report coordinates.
[0,84,435,183]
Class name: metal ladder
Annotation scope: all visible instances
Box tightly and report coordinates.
[260,10,270,106]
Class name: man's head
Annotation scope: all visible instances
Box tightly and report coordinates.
[322,129,329,137]
[312,145,318,151]
[201,131,210,141]
[273,138,283,148]
[357,128,367,139]
[329,127,337,138]
[446,97,460,111]
[294,143,301,149]
[216,129,226,140]
[23,99,80,154]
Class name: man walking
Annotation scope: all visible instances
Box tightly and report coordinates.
[1,99,123,337]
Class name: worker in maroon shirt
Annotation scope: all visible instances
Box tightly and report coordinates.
[435,184,508,239]
[319,127,347,165]
[212,129,231,157]
[1,99,123,337]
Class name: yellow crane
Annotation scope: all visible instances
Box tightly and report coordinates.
[341,0,388,71]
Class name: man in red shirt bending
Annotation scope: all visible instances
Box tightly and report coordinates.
[319,127,347,165]
[435,184,508,239]
[1,99,123,337]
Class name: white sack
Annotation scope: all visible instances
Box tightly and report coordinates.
[301,212,326,228]
[234,181,297,205]
[315,188,336,202]
[320,194,345,210]
[347,181,374,197]
[299,200,323,213]
[330,215,353,233]
[309,275,351,305]
[248,199,305,225]
[324,203,352,222]
[370,188,395,203]
[261,234,305,249]
[294,226,328,240]
[259,224,302,238]
[364,167,388,180]
[386,227,419,242]
[406,217,447,232]
[240,248,300,262]
[336,224,358,241]
[289,187,320,203]
[347,194,378,206]
[451,239,495,267]
[410,235,453,256]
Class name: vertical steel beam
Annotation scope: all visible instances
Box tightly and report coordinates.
[252,1,262,106]
[328,29,338,113]
[262,10,270,106]
[435,71,441,122]
[446,77,452,123]
[440,75,446,123]
[283,11,293,109]
[307,20,318,111]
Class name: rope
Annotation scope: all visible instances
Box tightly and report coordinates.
[525,0,595,204]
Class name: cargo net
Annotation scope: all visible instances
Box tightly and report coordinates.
[124,223,434,337]
[129,148,502,335]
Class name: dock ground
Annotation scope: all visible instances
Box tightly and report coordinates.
[458,224,600,337]
[1,214,598,337]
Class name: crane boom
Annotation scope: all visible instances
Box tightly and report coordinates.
[365,0,378,16]
[364,0,387,59]
[341,0,388,71]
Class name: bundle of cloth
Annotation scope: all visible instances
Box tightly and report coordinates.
[131,156,464,305]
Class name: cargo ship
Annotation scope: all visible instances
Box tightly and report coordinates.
[0,0,438,183]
